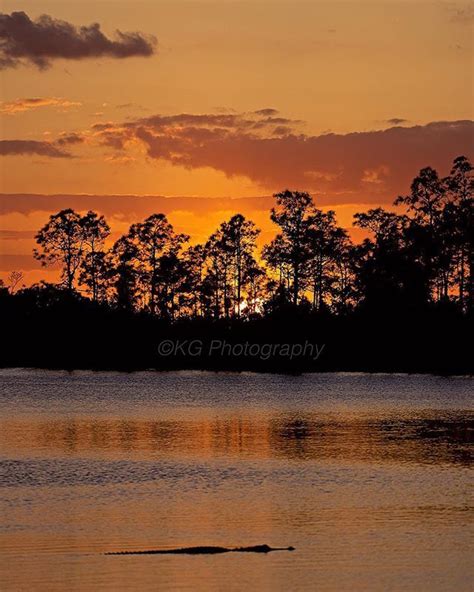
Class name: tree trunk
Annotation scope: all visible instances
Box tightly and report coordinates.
[66,253,73,291]
[237,253,242,319]
[459,247,465,310]
[293,263,299,306]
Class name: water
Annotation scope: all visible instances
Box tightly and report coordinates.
[0,369,472,591]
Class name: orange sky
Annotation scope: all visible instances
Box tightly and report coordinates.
[0,1,473,285]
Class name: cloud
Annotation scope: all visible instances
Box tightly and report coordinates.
[104,154,136,164]
[130,112,297,133]
[3,110,471,208]
[91,110,302,157]
[386,118,409,125]
[55,133,85,146]
[115,102,148,112]
[0,132,85,156]
[93,111,474,204]
[254,108,279,117]
[0,140,72,158]
[0,11,156,70]
[0,97,81,115]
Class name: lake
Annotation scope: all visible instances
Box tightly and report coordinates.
[0,370,472,591]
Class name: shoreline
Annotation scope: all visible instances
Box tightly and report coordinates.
[1,364,472,377]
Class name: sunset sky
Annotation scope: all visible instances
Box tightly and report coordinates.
[1,0,473,284]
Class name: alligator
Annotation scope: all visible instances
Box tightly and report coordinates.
[106,544,295,555]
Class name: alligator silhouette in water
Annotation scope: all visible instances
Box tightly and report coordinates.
[106,544,295,555]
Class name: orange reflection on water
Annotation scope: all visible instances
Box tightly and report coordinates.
[1,411,471,466]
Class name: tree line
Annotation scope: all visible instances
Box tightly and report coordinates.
[25,155,473,317]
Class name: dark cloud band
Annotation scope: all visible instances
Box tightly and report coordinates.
[0,140,72,158]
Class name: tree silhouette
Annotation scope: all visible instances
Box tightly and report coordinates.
[306,209,349,310]
[395,167,449,299]
[394,157,473,306]
[79,251,113,303]
[29,155,472,319]
[444,156,473,310]
[395,167,444,227]
[262,234,292,295]
[15,155,473,374]
[181,244,209,317]
[205,227,231,318]
[217,214,260,317]
[34,209,85,291]
[79,211,110,300]
[111,235,139,311]
[124,214,189,315]
[7,270,24,294]
[353,208,429,310]
[270,190,314,305]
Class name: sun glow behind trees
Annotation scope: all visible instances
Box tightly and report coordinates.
[28,156,473,317]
